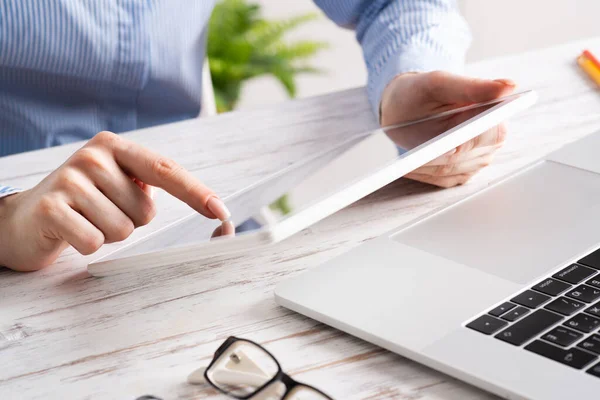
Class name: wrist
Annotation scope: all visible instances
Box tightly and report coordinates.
[0,192,21,268]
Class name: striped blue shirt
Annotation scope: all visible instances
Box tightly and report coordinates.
[0,0,470,197]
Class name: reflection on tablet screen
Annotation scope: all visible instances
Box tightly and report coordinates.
[99,93,526,261]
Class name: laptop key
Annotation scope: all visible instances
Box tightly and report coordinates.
[495,309,563,346]
[553,264,597,284]
[541,326,583,347]
[525,340,597,369]
[489,302,516,317]
[586,277,600,290]
[565,313,600,333]
[585,302,600,317]
[577,335,600,355]
[467,315,508,335]
[532,278,571,296]
[501,306,530,322]
[587,362,600,378]
[511,290,551,309]
[566,285,600,303]
[579,249,600,270]
[545,297,586,316]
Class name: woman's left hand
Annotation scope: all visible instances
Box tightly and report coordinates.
[380,71,516,188]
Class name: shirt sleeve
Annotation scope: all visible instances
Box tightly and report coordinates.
[0,185,22,199]
[313,0,472,117]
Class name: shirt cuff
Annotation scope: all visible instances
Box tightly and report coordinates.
[0,185,22,199]
[368,44,466,121]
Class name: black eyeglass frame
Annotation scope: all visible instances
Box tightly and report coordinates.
[203,336,333,400]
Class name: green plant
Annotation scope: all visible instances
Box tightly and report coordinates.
[269,194,292,216]
[208,0,328,113]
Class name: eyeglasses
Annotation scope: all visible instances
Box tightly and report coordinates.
[187,336,333,400]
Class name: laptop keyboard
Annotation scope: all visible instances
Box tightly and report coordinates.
[467,248,600,378]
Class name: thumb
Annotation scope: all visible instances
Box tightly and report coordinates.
[426,71,517,105]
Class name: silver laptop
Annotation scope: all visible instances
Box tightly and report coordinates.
[275,129,600,399]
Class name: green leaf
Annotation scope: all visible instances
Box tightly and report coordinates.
[272,41,329,60]
[272,67,296,97]
[247,13,319,49]
[270,194,293,215]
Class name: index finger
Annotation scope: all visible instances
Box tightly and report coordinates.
[104,134,225,219]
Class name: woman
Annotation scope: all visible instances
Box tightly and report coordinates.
[0,0,514,271]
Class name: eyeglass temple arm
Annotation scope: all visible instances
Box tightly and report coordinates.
[187,348,272,386]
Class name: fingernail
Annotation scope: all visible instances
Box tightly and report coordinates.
[133,177,145,189]
[206,196,231,221]
[221,220,235,236]
[149,186,155,199]
[493,78,516,87]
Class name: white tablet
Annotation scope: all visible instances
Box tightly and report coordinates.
[88,90,537,276]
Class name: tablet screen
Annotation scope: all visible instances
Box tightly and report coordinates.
[97,92,531,262]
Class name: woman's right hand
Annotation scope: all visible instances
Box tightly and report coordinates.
[0,131,230,272]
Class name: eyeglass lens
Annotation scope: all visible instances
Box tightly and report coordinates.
[284,384,331,400]
[205,340,280,397]
[239,381,330,400]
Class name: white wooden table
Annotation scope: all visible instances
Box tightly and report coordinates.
[2,38,600,400]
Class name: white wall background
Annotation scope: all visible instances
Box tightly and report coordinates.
[236,0,600,111]
[461,0,600,62]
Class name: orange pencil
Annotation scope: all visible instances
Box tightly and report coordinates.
[583,49,600,71]
[577,55,600,88]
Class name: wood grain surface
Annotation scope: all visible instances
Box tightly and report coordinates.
[2,37,600,400]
